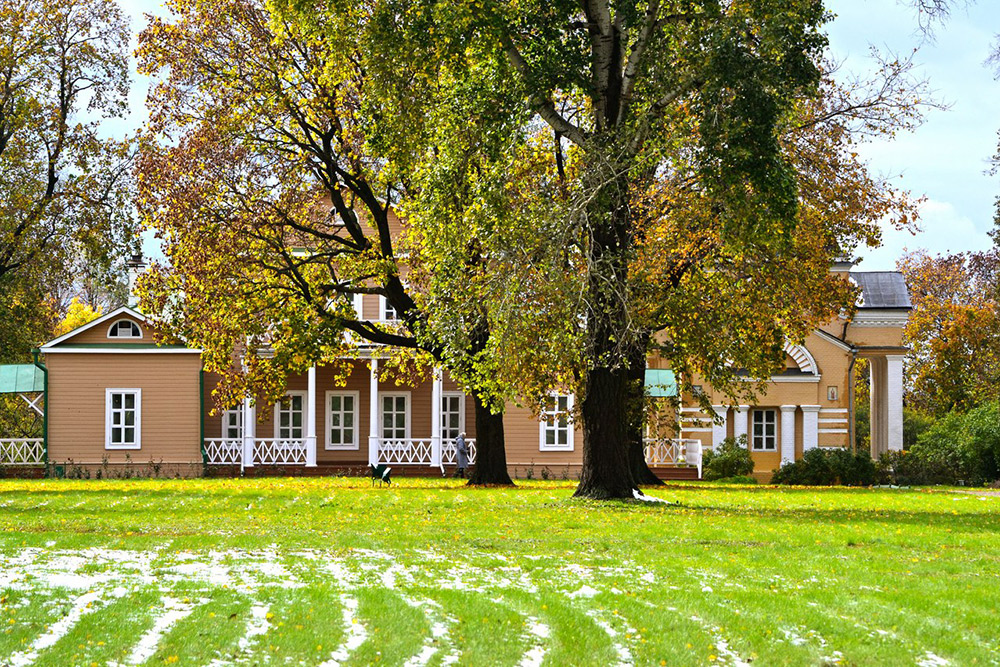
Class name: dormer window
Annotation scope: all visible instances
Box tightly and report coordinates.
[108,319,143,339]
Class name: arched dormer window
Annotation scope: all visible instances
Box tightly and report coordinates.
[107,319,143,339]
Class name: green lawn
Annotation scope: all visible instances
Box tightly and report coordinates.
[0,478,997,666]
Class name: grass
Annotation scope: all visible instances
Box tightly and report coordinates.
[0,478,998,665]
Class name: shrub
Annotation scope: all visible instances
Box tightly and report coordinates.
[772,448,875,486]
[906,402,1000,485]
[702,436,755,481]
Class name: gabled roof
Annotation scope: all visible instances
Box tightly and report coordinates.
[39,305,148,349]
[850,271,911,310]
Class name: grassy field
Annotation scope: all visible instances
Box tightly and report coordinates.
[0,478,997,666]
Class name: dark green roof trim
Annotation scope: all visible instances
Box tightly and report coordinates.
[0,364,45,393]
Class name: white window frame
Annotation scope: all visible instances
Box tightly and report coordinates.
[379,391,410,441]
[325,390,360,450]
[539,393,574,452]
[751,408,777,452]
[274,390,307,442]
[222,406,243,440]
[106,319,143,340]
[380,296,399,322]
[105,388,141,450]
[441,392,465,442]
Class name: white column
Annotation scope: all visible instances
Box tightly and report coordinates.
[711,405,728,449]
[870,356,888,456]
[886,355,905,452]
[733,405,750,444]
[431,368,443,468]
[242,397,256,469]
[801,405,821,452]
[779,405,797,463]
[305,365,317,467]
[368,359,380,465]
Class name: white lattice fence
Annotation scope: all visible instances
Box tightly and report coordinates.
[203,439,242,465]
[0,438,44,465]
[378,439,434,465]
[253,439,307,465]
[643,438,683,465]
[441,438,477,465]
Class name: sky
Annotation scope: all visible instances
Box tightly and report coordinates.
[113,0,1000,271]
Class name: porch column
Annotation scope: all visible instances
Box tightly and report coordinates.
[242,397,256,469]
[711,405,728,449]
[431,368,443,468]
[305,365,317,467]
[886,355,905,452]
[869,356,888,456]
[733,405,750,444]
[779,405,797,463]
[368,359,379,465]
[802,405,821,452]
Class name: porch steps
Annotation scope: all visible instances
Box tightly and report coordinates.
[650,466,702,482]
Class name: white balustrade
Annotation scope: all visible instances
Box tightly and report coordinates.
[203,438,243,465]
[203,438,307,466]
[253,439,307,465]
[377,438,435,465]
[0,438,44,465]
[644,437,702,475]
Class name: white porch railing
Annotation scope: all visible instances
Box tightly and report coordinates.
[378,438,435,465]
[203,438,242,465]
[254,438,307,465]
[441,438,477,466]
[0,438,44,465]
[203,438,307,467]
[644,437,702,477]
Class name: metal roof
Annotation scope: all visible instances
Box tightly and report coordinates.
[0,365,44,394]
[850,271,911,309]
[644,369,677,397]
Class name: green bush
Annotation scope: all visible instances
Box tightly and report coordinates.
[702,436,755,481]
[904,402,1000,485]
[771,448,875,486]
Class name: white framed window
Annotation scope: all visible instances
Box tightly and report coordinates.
[441,392,465,441]
[275,391,307,441]
[326,390,359,450]
[751,409,777,451]
[539,393,574,451]
[222,406,243,440]
[105,389,141,449]
[107,319,143,339]
[380,392,410,441]
[380,296,399,322]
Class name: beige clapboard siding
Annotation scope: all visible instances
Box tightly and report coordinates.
[501,403,584,468]
[46,353,202,464]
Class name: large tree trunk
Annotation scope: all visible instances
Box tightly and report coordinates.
[575,365,637,498]
[573,195,638,499]
[467,390,514,486]
[628,330,664,486]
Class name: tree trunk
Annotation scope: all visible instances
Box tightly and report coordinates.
[575,365,637,498]
[467,391,513,486]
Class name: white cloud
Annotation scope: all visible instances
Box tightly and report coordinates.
[854,198,994,270]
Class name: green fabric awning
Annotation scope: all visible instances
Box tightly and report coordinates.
[644,369,677,397]
[0,365,45,394]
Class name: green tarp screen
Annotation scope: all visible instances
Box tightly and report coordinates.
[644,369,677,397]
[0,365,45,394]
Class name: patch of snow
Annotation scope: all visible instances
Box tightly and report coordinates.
[569,585,599,598]
[6,590,103,667]
[114,596,200,665]
[917,652,951,667]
